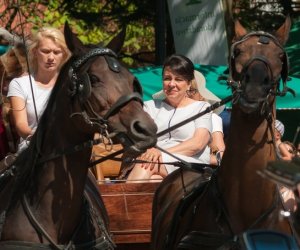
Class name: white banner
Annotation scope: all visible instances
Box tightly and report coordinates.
[167,0,229,66]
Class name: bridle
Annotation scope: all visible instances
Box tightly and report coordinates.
[227,31,295,117]
[68,47,143,128]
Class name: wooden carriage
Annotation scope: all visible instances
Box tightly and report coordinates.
[91,144,160,250]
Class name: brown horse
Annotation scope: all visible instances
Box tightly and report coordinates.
[151,16,296,250]
[0,23,157,249]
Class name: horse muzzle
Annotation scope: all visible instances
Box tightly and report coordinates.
[238,97,261,114]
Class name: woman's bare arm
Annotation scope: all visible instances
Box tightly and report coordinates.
[10,96,33,139]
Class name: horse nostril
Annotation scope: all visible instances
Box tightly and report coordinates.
[263,77,269,85]
[131,119,153,138]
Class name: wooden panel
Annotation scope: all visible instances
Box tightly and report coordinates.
[98,182,160,244]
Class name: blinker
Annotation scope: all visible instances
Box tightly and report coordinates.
[258,35,270,44]
[105,56,120,73]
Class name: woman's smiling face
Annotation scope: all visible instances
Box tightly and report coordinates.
[162,67,190,101]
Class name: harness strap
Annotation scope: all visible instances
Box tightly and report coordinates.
[22,195,62,250]
[37,138,103,165]
[83,187,115,249]
[178,231,234,249]
[103,92,143,120]
[210,171,235,235]
[88,148,124,167]
[0,211,6,241]
[0,235,113,249]
[21,194,103,250]
[164,178,211,249]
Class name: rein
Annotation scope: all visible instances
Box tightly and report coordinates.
[21,193,115,250]
[22,195,84,250]
[88,95,233,168]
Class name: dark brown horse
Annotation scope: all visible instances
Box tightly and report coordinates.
[0,23,157,249]
[151,16,296,250]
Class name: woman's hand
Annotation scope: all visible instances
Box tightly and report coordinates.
[138,147,162,170]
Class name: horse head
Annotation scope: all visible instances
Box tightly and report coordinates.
[62,23,157,156]
[229,16,291,114]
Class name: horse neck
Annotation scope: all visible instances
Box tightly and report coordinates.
[220,105,276,171]
[31,96,94,236]
[218,106,277,230]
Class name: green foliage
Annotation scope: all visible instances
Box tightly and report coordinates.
[232,0,288,31]
[0,0,155,67]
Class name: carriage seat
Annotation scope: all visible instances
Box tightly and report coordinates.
[91,143,123,181]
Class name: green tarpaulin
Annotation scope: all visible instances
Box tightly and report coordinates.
[131,65,300,141]
[131,64,300,110]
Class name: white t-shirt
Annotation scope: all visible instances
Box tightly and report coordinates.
[144,99,212,173]
[212,113,223,134]
[7,75,53,152]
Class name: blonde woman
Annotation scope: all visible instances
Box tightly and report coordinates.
[7,27,70,152]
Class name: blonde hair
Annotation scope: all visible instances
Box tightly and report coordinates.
[28,27,70,73]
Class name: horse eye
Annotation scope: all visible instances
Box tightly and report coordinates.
[89,74,100,84]
[233,48,241,57]
[279,52,285,60]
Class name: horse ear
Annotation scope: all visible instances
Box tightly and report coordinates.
[234,19,247,41]
[106,27,126,54]
[274,15,291,45]
[64,22,85,55]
